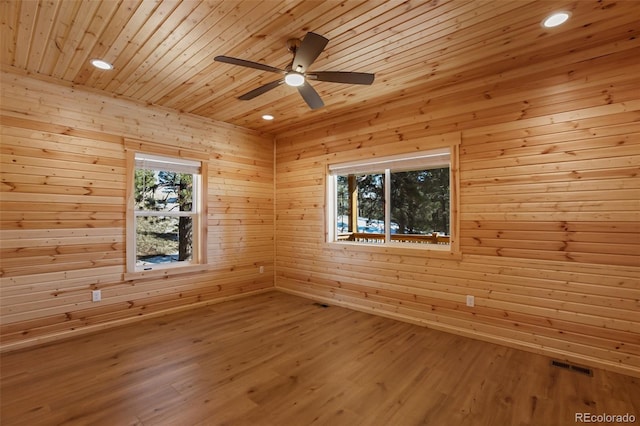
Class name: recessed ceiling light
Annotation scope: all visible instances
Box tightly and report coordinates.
[262,114,274,121]
[284,72,305,87]
[542,12,570,28]
[90,59,113,70]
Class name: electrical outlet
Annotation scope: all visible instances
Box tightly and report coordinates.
[259,266,264,274]
[466,295,475,307]
[92,290,101,302]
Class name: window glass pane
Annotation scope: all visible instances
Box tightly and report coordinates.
[390,167,450,244]
[135,169,194,212]
[336,175,350,234]
[136,216,193,266]
[329,147,455,248]
[335,173,385,242]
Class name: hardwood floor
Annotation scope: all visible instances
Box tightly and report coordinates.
[1,291,638,426]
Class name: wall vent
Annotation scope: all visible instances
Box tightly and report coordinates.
[550,360,593,376]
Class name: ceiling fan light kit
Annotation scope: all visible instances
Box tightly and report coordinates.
[284,72,305,87]
[214,32,375,110]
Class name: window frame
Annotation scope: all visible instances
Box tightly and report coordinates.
[124,141,208,278]
[326,141,460,256]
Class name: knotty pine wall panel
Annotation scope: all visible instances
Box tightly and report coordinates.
[0,70,274,350]
[274,47,640,376]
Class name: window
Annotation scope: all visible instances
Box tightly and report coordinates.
[127,152,204,272]
[327,146,458,251]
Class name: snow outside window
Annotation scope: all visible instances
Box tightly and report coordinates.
[327,148,454,248]
[128,153,203,272]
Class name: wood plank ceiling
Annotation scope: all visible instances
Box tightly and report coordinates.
[1,0,638,135]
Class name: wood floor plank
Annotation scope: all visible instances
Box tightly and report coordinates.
[1,291,638,426]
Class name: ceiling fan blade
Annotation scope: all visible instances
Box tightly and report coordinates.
[297,82,324,110]
[308,71,375,85]
[292,32,329,72]
[238,79,284,100]
[214,56,285,74]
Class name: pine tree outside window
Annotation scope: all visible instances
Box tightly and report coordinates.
[327,146,459,251]
[127,153,203,272]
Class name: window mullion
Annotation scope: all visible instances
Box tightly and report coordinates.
[134,210,194,217]
[384,168,391,243]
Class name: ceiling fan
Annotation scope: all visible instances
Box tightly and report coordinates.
[214,32,375,110]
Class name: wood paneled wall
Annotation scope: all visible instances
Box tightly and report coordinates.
[0,69,274,350]
[0,40,638,381]
[274,44,640,376]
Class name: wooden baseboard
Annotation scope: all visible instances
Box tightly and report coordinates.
[3,284,637,379]
[0,288,274,354]
[275,286,640,379]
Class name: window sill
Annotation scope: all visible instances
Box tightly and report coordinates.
[325,241,462,260]
[123,263,209,281]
